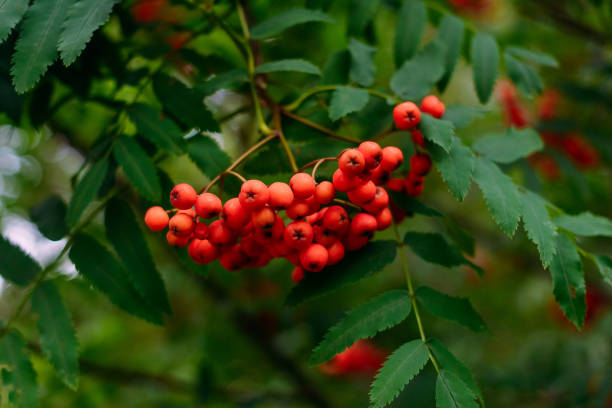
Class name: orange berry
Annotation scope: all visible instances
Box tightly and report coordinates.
[170,183,197,210]
[144,206,169,231]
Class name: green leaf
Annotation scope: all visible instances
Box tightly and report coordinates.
[30,195,69,241]
[549,233,586,330]
[112,135,161,202]
[321,49,350,85]
[255,59,321,75]
[394,0,427,66]
[152,73,218,132]
[11,0,74,93]
[428,136,474,201]
[420,113,455,152]
[31,280,79,389]
[437,14,464,92]
[0,0,28,44]
[285,240,397,306]
[435,370,479,408]
[472,157,522,237]
[69,233,163,325]
[369,339,429,408]
[504,53,543,97]
[520,190,557,268]
[444,219,476,257]
[429,339,482,401]
[390,41,446,101]
[65,159,109,228]
[0,235,41,286]
[415,286,487,332]
[470,33,499,104]
[127,103,184,154]
[328,86,370,121]
[197,68,249,96]
[553,212,612,237]
[0,330,38,408]
[58,0,119,66]
[506,46,559,68]
[403,231,481,274]
[250,8,334,39]
[593,255,612,285]
[442,105,487,129]
[186,135,231,180]
[311,290,412,365]
[105,199,171,315]
[473,127,543,164]
[348,38,376,87]
[347,0,380,36]
[388,191,442,217]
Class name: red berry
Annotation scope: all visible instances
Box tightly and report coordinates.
[195,193,222,219]
[188,239,219,264]
[268,182,294,210]
[251,207,276,229]
[194,222,209,239]
[292,266,305,283]
[410,153,432,176]
[283,221,314,250]
[347,181,377,205]
[404,173,425,196]
[332,169,363,192]
[222,198,250,230]
[169,213,195,237]
[338,149,366,176]
[420,95,445,118]
[144,206,169,231]
[358,141,383,170]
[370,166,391,186]
[387,178,405,192]
[220,245,249,271]
[269,240,294,258]
[290,173,316,199]
[241,235,264,257]
[239,180,269,211]
[315,181,335,205]
[327,241,345,265]
[166,231,190,247]
[286,198,310,220]
[323,205,349,232]
[254,216,284,244]
[380,146,404,172]
[300,243,328,272]
[375,208,392,230]
[349,213,378,238]
[170,183,197,210]
[344,234,369,251]
[411,130,425,148]
[314,226,339,247]
[362,187,389,213]
[393,102,421,130]
[208,220,235,247]
[132,0,167,23]
[285,252,301,266]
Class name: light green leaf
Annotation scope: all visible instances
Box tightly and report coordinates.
[31,280,79,389]
[520,190,557,268]
[186,135,231,180]
[404,231,482,274]
[473,127,544,164]
[65,159,109,228]
[286,240,397,306]
[311,290,412,365]
[59,0,119,66]
[472,157,522,237]
[435,370,479,408]
[11,0,74,93]
[436,14,464,91]
[69,233,163,325]
[390,41,446,101]
[420,113,455,152]
[105,199,171,315]
[470,33,499,104]
[506,46,559,68]
[255,59,321,75]
[0,0,28,44]
[593,255,612,285]
[127,103,184,154]
[442,105,487,129]
[30,196,69,241]
[112,135,161,202]
[0,235,41,286]
[388,191,442,217]
[504,53,543,97]
[429,339,482,401]
[369,339,429,408]
[553,212,612,237]
[394,0,427,66]
[328,86,370,121]
[348,38,376,87]
[0,329,38,408]
[428,136,474,201]
[415,286,487,332]
[250,8,334,39]
[152,73,218,132]
[549,233,586,329]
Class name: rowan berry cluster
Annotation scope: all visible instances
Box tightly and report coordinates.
[144,141,404,282]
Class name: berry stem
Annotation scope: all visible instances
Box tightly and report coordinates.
[298,157,337,173]
[283,85,400,112]
[280,108,360,144]
[311,157,337,179]
[273,106,299,173]
[392,220,440,373]
[331,198,361,211]
[225,170,247,183]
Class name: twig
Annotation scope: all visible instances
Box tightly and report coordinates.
[280,109,360,144]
